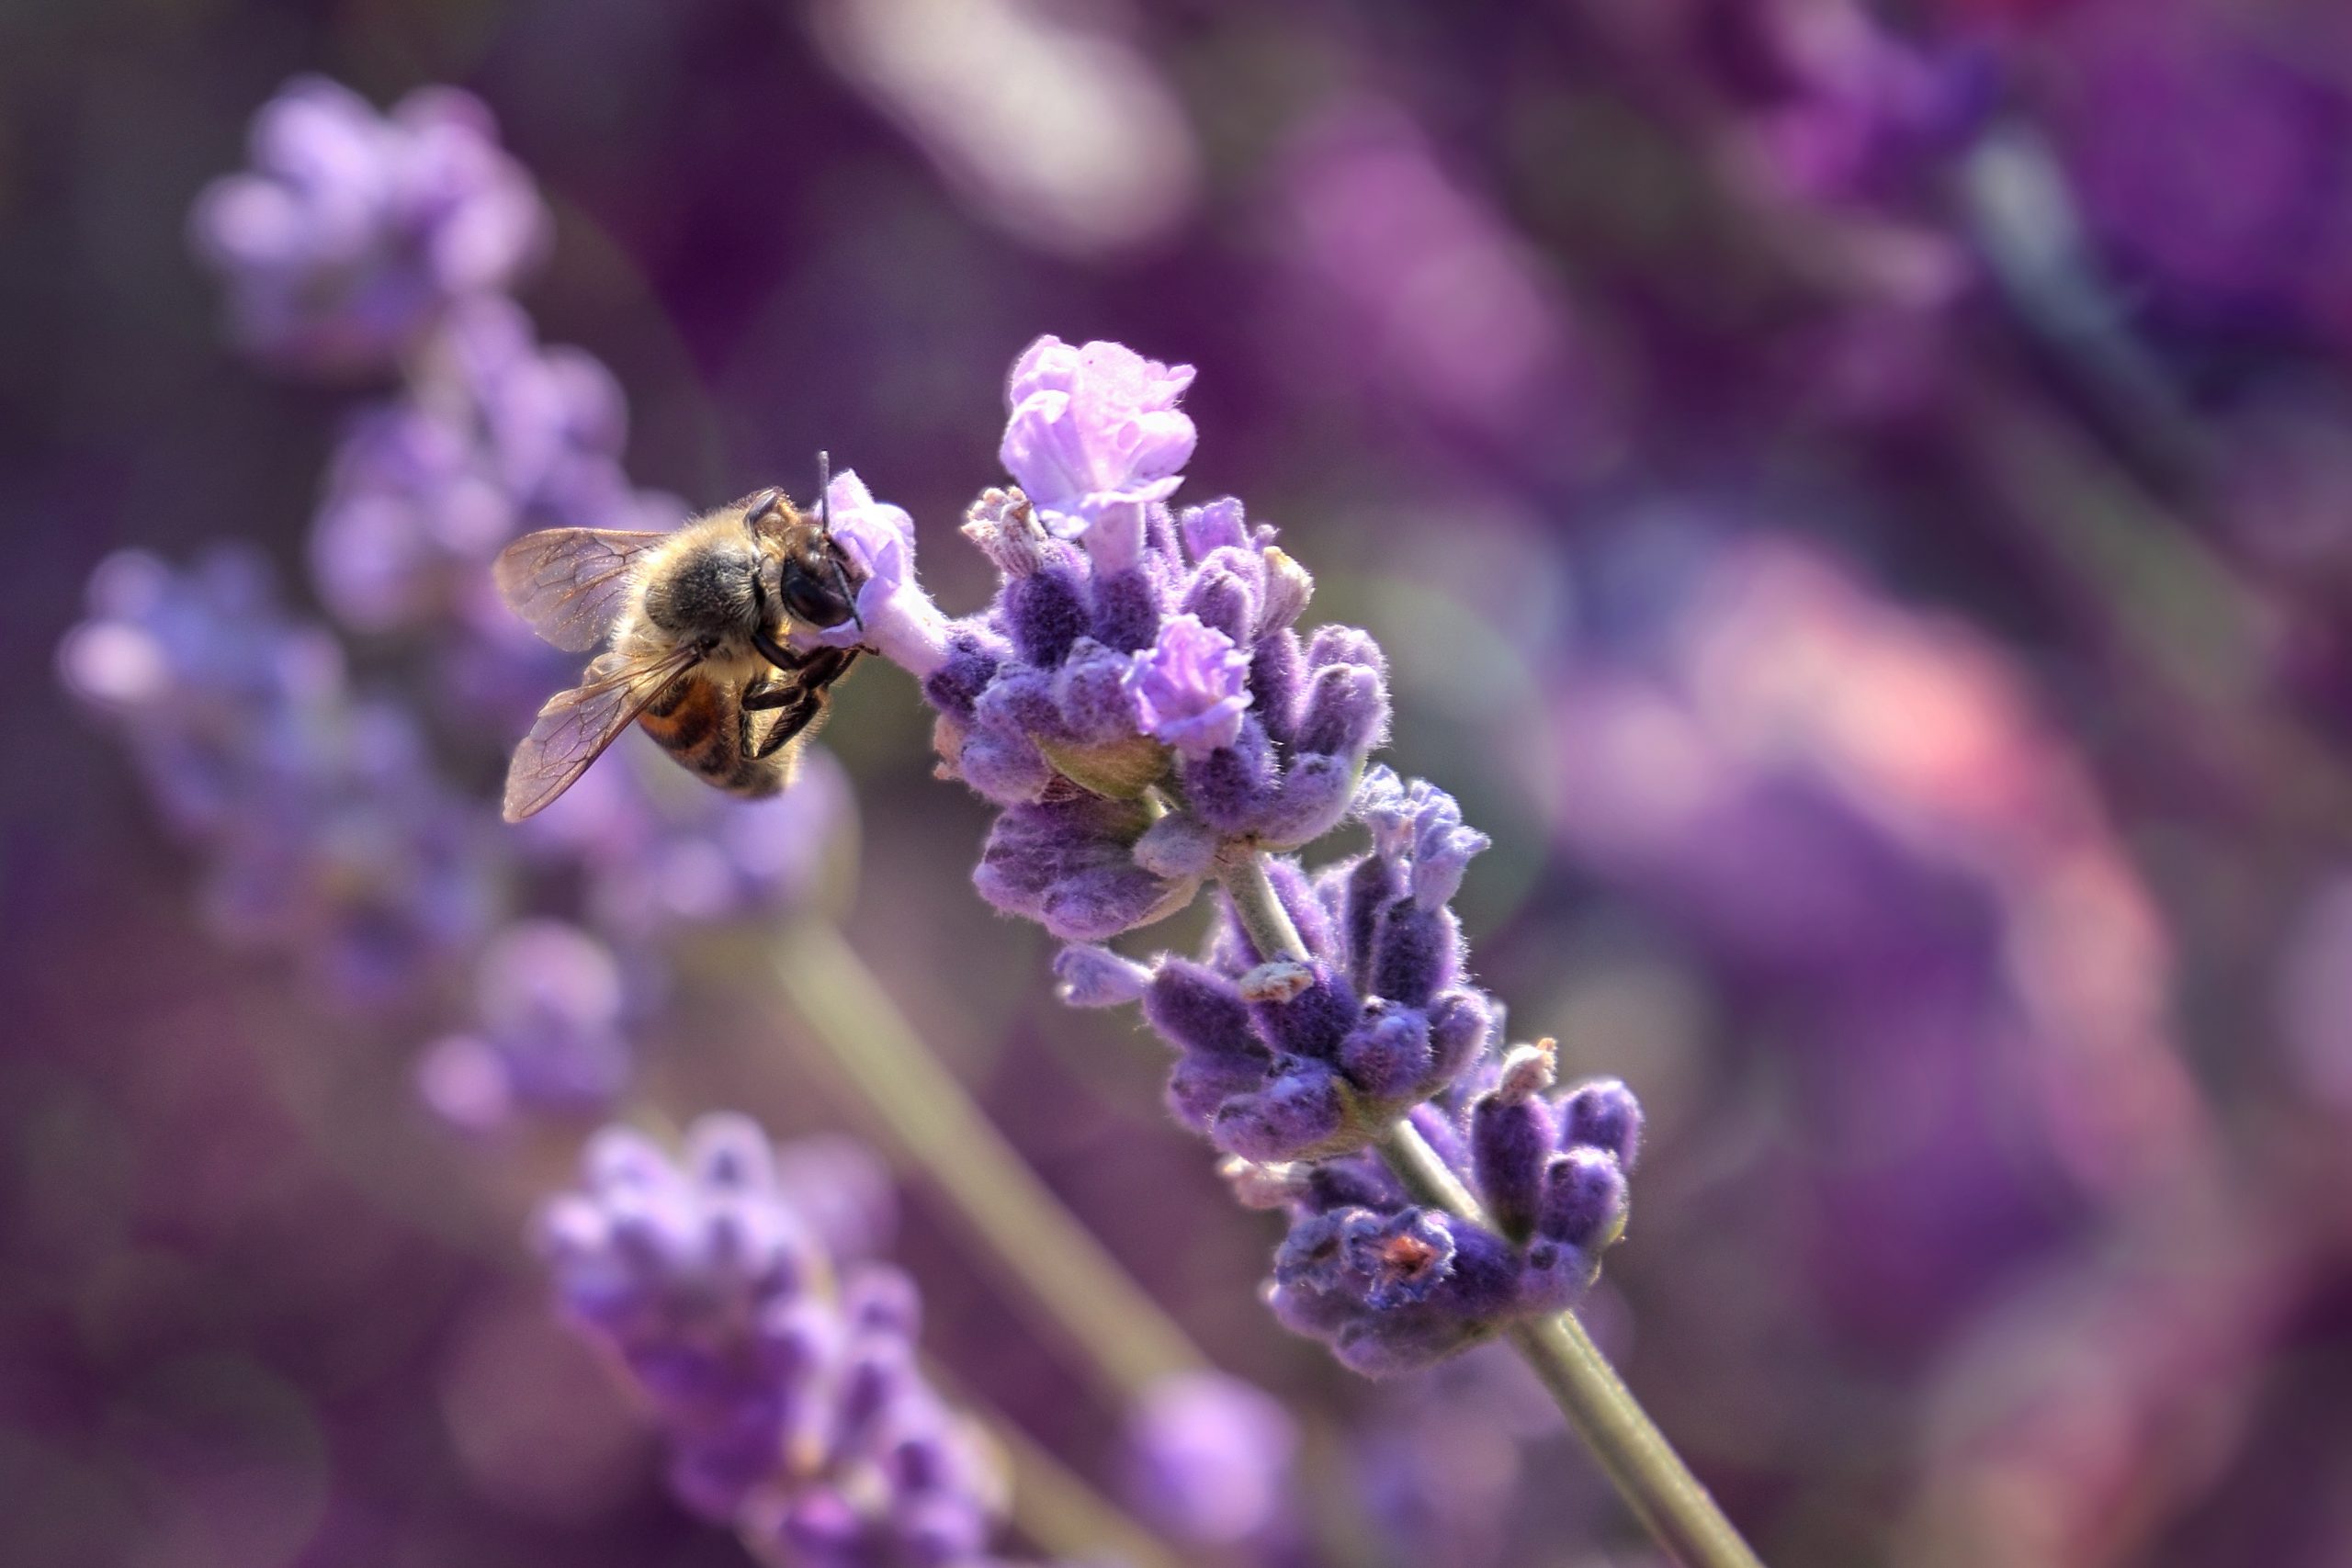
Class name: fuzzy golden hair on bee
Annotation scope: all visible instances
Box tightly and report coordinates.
[492,467,865,822]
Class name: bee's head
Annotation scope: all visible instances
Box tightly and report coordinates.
[744,478,862,633]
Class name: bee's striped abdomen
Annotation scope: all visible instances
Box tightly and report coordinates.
[637,671,786,797]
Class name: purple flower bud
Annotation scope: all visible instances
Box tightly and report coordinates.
[1054,943,1156,1007]
[1213,1060,1351,1161]
[1091,565,1164,653]
[1184,717,1281,832]
[1514,1237,1601,1317]
[1294,660,1390,760]
[921,626,1007,725]
[1558,1077,1645,1170]
[1250,628,1306,747]
[1257,752,1360,850]
[1331,1310,1487,1379]
[956,722,1056,807]
[1144,959,1262,1060]
[1181,546,1266,644]
[1121,1373,1299,1548]
[1371,901,1463,1008]
[1006,563,1091,667]
[1424,1221,1523,1322]
[1427,990,1495,1088]
[1472,1055,1558,1243]
[1252,964,1363,1061]
[1126,614,1253,759]
[1340,1005,1436,1101]
[1000,336,1197,548]
[1538,1147,1630,1251]
[1178,497,1251,559]
[1051,637,1138,743]
[976,795,1193,942]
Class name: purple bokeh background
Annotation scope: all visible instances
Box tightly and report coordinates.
[12,0,2352,1564]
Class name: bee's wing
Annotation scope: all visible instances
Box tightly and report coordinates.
[502,645,701,822]
[494,527,669,652]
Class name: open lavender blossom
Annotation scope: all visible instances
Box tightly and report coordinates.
[537,1113,1011,1561]
[839,338,1641,1375]
[190,76,548,374]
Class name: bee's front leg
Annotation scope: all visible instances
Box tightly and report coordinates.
[741,647,855,704]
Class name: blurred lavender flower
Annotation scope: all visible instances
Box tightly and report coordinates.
[521,737,855,947]
[190,76,548,375]
[1119,1371,1298,1549]
[835,338,1641,1375]
[416,919,633,1132]
[311,298,680,641]
[2030,0,2352,345]
[1551,530,2205,1347]
[537,1113,1012,1560]
[60,547,503,1005]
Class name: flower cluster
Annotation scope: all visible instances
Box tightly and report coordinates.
[310,297,683,647]
[58,547,501,1004]
[1248,1042,1640,1376]
[823,338,1385,943]
[537,1113,1012,1562]
[189,76,548,374]
[828,338,1643,1375]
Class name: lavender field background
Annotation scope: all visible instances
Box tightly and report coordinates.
[10,0,2352,1564]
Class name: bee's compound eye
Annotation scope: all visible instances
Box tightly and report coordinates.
[781,559,855,628]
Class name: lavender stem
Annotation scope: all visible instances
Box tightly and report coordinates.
[773,917,1208,1397]
[922,1358,1186,1568]
[1220,853,1766,1568]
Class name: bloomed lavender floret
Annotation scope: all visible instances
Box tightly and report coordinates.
[190,77,548,374]
[537,1114,1009,1559]
[824,336,1643,1377]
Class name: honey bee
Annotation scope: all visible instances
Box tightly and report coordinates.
[495,459,864,822]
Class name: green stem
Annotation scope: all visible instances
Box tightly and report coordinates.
[772,919,1206,1398]
[1220,854,1767,1568]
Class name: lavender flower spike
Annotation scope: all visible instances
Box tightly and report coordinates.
[537,1112,1012,1561]
[855,336,1639,1381]
[788,336,1749,1566]
[190,77,548,374]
